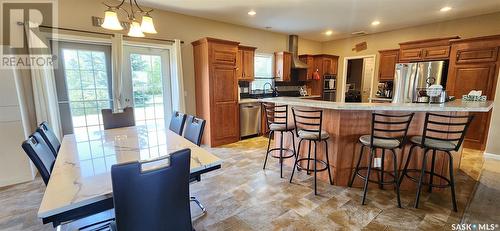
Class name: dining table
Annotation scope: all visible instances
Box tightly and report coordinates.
[37,125,223,227]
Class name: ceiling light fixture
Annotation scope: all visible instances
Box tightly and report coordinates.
[101,0,157,37]
[371,20,380,26]
[440,6,452,12]
[325,30,333,36]
[248,10,256,16]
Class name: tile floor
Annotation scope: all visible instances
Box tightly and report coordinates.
[0,137,497,231]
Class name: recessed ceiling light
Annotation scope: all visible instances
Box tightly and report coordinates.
[371,21,380,26]
[248,10,256,16]
[325,30,333,36]
[440,6,452,12]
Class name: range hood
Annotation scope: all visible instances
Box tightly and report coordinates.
[288,35,308,69]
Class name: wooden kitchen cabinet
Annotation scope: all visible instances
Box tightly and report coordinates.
[399,36,458,62]
[275,51,292,82]
[236,45,256,81]
[378,49,399,81]
[299,54,315,81]
[447,35,500,150]
[192,37,240,147]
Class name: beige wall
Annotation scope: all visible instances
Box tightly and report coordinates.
[486,71,500,155]
[322,12,500,101]
[57,0,323,114]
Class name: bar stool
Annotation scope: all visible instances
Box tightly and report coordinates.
[349,113,414,207]
[289,108,333,195]
[399,113,474,212]
[262,103,296,178]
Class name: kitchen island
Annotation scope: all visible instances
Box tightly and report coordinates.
[258,97,494,189]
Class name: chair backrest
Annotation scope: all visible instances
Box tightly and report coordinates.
[183,115,206,146]
[262,103,289,128]
[21,132,56,185]
[111,149,192,231]
[102,107,135,130]
[421,113,474,151]
[370,113,414,148]
[291,107,323,139]
[169,111,187,135]
[36,121,60,157]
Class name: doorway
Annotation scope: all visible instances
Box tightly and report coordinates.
[341,55,375,103]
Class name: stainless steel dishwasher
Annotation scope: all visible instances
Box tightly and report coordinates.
[240,102,261,138]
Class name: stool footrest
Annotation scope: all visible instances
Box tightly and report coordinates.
[354,167,397,185]
[267,148,295,159]
[295,158,329,172]
[402,169,451,188]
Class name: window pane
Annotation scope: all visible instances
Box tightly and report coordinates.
[251,53,274,92]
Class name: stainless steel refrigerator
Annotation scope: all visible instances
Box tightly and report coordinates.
[392,61,448,103]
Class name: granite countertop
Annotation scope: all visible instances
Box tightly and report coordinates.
[258,97,494,112]
[239,95,322,104]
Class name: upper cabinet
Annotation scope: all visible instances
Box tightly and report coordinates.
[236,45,256,81]
[399,36,459,62]
[378,49,399,81]
[274,51,292,82]
[299,55,315,81]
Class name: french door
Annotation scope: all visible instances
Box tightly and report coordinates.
[54,41,173,138]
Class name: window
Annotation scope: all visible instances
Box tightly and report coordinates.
[251,53,274,93]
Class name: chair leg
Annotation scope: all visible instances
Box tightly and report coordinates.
[190,196,207,215]
[399,144,417,186]
[414,148,429,209]
[289,139,303,183]
[446,151,458,212]
[313,140,318,195]
[349,144,364,187]
[280,131,284,178]
[290,131,297,159]
[306,140,312,175]
[362,147,375,205]
[379,149,385,190]
[390,149,402,208]
[324,140,333,185]
[263,131,273,170]
[428,149,436,193]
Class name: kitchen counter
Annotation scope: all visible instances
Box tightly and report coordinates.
[239,95,322,104]
[259,97,493,112]
[369,97,393,102]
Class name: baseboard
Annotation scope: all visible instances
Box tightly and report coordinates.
[484,152,500,160]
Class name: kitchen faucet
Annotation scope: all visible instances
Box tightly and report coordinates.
[263,82,272,95]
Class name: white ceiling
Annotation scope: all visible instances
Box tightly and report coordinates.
[140,0,500,41]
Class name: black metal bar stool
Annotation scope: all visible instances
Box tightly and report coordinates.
[399,113,474,212]
[349,113,414,207]
[289,108,333,195]
[262,103,296,178]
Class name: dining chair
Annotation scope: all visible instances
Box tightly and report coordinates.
[183,115,206,146]
[102,107,136,130]
[169,111,187,135]
[36,121,60,157]
[110,148,193,231]
[21,132,56,185]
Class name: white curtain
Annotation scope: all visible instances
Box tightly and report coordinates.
[171,39,186,112]
[111,34,125,113]
[24,23,62,139]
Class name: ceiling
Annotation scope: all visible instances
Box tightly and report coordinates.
[140,0,500,41]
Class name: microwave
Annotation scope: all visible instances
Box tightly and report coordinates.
[324,75,336,90]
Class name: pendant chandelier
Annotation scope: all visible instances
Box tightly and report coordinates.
[101,0,157,37]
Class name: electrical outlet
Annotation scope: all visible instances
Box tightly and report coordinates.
[374,158,382,168]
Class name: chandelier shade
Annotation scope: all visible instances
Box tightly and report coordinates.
[101,10,123,30]
[128,21,145,37]
[141,15,157,34]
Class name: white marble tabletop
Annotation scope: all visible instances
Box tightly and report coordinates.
[38,126,222,218]
[259,97,494,112]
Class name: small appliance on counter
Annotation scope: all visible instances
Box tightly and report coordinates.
[376,81,393,99]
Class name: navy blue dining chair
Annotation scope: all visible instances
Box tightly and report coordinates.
[110,148,193,231]
[183,115,206,146]
[169,111,187,135]
[21,132,56,185]
[36,121,60,157]
[102,107,136,130]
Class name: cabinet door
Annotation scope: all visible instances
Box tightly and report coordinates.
[455,47,499,64]
[283,52,292,81]
[211,43,237,66]
[448,63,497,150]
[212,65,237,103]
[274,52,284,82]
[378,50,399,81]
[399,48,423,61]
[323,58,333,75]
[236,50,243,80]
[423,46,450,60]
[213,101,239,142]
[243,50,255,80]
